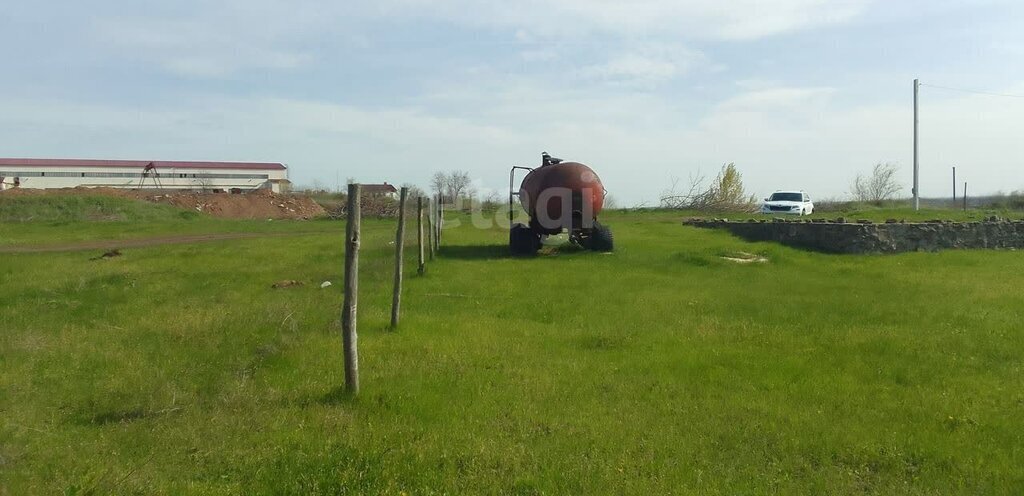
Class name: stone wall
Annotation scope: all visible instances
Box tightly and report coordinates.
[685,217,1024,254]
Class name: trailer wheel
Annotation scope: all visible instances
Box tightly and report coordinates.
[587,221,614,252]
[510,223,540,255]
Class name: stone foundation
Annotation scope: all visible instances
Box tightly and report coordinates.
[685,217,1024,254]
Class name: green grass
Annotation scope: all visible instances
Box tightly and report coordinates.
[0,195,336,247]
[1,207,1023,494]
[807,204,1021,222]
[0,194,201,223]
[645,205,1022,223]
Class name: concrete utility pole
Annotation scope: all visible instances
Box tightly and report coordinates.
[913,78,920,211]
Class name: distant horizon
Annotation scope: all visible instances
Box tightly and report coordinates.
[2,153,1019,207]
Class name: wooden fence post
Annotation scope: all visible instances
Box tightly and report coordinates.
[417,196,425,275]
[428,197,435,260]
[435,195,442,250]
[390,187,408,329]
[342,183,361,394]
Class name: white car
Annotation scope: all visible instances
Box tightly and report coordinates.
[761,191,814,215]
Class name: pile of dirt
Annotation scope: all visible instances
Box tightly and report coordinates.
[141,189,325,219]
[317,194,402,219]
[0,187,325,220]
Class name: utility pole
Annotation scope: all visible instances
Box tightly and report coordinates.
[913,78,920,211]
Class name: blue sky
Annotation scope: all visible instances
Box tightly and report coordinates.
[2,0,1023,205]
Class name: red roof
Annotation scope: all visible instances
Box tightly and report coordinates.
[0,158,286,171]
[361,183,397,193]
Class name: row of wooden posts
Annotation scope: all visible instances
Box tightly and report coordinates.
[340,183,444,394]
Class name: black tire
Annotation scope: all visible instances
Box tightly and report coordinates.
[510,223,540,255]
[587,221,614,252]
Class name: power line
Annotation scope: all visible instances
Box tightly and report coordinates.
[920,82,1024,99]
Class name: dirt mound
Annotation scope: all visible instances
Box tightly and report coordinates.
[142,189,325,219]
[0,187,325,220]
[317,194,401,219]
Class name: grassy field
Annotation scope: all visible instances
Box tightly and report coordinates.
[1,197,1023,494]
[674,204,1023,223]
[0,195,338,248]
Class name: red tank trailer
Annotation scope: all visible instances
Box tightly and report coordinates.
[508,152,614,254]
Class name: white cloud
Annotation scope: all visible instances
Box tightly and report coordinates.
[75,0,872,79]
[583,54,679,83]
[520,48,559,62]
[86,1,335,77]
[55,0,875,82]
[579,43,704,87]
[156,51,313,78]
[372,0,873,40]
[718,87,835,109]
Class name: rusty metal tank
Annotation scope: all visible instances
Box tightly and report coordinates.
[518,161,605,232]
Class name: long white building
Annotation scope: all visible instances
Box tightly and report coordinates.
[0,158,291,193]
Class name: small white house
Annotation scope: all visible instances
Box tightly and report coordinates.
[0,158,291,193]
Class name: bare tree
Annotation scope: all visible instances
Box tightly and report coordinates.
[430,172,445,198]
[402,183,425,200]
[660,163,756,212]
[430,170,473,204]
[852,162,901,204]
[446,170,471,203]
[480,190,501,209]
[660,172,705,209]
